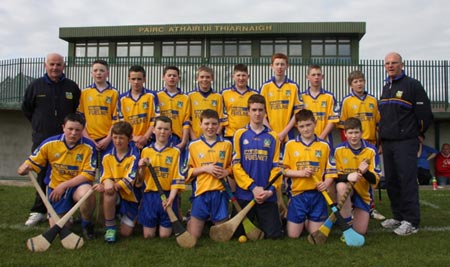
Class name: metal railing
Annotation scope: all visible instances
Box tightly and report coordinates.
[1,57,449,112]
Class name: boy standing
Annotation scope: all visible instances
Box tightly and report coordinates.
[186,109,232,239]
[282,109,337,238]
[118,65,159,150]
[232,94,282,239]
[334,117,381,235]
[221,64,257,141]
[188,66,226,140]
[77,59,118,152]
[259,53,302,142]
[138,116,185,239]
[300,64,339,144]
[18,113,96,239]
[93,121,141,243]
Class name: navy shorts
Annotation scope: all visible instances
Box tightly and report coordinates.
[191,191,228,222]
[286,190,328,224]
[139,191,179,228]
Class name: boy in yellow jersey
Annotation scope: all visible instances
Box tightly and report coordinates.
[118,65,159,150]
[259,53,302,142]
[188,66,226,140]
[339,70,384,221]
[138,116,185,239]
[339,70,380,145]
[77,59,118,153]
[157,66,190,151]
[299,64,339,145]
[334,117,381,235]
[18,113,97,240]
[186,109,232,239]
[93,121,141,243]
[282,109,337,238]
[221,64,257,142]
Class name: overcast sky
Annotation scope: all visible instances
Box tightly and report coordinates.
[0,0,449,60]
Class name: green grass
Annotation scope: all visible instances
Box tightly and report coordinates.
[1,185,449,267]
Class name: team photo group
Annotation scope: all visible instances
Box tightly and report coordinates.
[17,50,433,250]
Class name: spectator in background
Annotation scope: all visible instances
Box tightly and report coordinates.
[434,143,450,188]
[417,134,437,185]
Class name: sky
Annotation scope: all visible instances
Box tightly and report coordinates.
[1,0,449,60]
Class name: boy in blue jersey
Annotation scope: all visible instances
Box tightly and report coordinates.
[93,121,141,243]
[186,109,232,239]
[18,113,97,239]
[232,94,283,239]
[334,117,381,235]
[282,109,337,238]
[138,116,185,239]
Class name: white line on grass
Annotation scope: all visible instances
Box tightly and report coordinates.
[420,200,440,209]
[370,226,450,233]
[0,223,46,232]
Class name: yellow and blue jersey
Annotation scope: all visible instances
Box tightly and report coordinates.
[118,89,159,136]
[232,125,281,201]
[157,88,190,139]
[186,135,232,197]
[333,139,381,204]
[188,89,227,138]
[25,134,96,189]
[221,85,257,138]
[100,142,140,203]
[77,82,119,140]
[140,144,185,192]
[283,136,337,196]
[259,77,302,135]
[339,91,380,144]
[300,88,339,138]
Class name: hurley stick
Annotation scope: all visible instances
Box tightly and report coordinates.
[27,172,84,250]
[148,163,196,248]
[26,188,94,252]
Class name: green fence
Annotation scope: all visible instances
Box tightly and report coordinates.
[1,57,449,112]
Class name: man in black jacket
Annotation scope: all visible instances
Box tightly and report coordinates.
[379,52,433,236]
[22,53,81,226]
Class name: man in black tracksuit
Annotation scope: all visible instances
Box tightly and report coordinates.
[21,53,80,226]
[379,52,433,236]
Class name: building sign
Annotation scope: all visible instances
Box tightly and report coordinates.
[137,24,273,34]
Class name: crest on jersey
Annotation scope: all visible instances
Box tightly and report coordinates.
[321,101,326,108]
[395,91,403,98]
[177,101,183,108]
[315,150,322,158]
[143,102,149,109]
[76,154,83,162]
[166,156,173,165]
[212,100,217,107]
[65,92,73,100]
[219,151,225,160]
[286,90,291,97]
[264,139,271,148]
[106,97,112,104]
[369,103,374,110]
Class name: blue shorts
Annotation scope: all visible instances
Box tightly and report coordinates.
[138,191,179,228]
[351,192,371,213]
[191,191,228,222]
[47,182,91,214]
[286,190,328,224]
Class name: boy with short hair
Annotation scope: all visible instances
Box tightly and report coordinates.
[186,109,232,238]
[300,64,339,144]
[18,113,97,239]
[282,109,337,238]
[118,65,159,150]
[138,116,185,239]
[334,117,381,235]
[232,94,283,238]
[221,64,257,141]
[188,66,226,140]
[77,59,118,152]
[259,53,302,142]
[93,121,141,243]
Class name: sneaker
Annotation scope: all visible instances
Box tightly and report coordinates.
[25,212,46,226]
[82,223,96,240]
[371,209,386,221]
[104,229,117,243]
[381,218,401,229]
[393,221,418,236]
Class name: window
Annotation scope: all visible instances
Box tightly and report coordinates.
[260,39,302,57]
[162,40,202,57]
[209,40,252,57]
[116,41,154,57]
[311,39,351,63]
[75,41,109,58]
